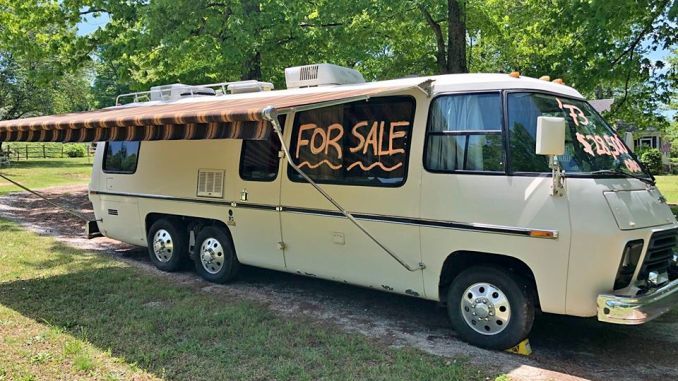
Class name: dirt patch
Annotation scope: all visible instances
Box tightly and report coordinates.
[1,186,676,381]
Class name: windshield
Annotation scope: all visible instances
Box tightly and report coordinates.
[507,92,648,178]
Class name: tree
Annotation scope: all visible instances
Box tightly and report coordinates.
[3,0,675,136]
[0,0,94,119]
[468,0,676,132]
[418,0,468,74]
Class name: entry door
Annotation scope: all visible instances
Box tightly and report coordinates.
[279,95,426,295]
[231,126,286,270]
[97,141,145,245]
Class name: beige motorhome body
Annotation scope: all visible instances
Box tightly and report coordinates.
[3,67,675,350]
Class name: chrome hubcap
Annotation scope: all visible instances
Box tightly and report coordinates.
[152,229,174,262]
[200,238,224,274]
[460,282,511,335]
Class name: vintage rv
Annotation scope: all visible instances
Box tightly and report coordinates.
[0,64,676,350]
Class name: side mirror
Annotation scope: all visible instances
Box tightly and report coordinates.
[535,116,566,156]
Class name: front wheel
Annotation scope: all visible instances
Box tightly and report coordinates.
[194,226,240,284]
[446,266,535,350]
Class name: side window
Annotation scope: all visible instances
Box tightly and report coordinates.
[103,141,140,174]
[424,93,504,172]
[239,115,286,181]
[287,96,415,187]
[507,93,553,172]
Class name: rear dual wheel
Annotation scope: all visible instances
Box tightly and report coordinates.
[147,220,240,283]
[147,219,189,272]
[194,226,240,284]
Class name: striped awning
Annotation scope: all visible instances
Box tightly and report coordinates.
[0,83,423,143]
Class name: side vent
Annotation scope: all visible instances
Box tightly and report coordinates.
[197,169,225,198]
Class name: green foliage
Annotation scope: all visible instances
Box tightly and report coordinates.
[468,0,675,133]
[640,148,664,174]
[0,0,95,121]
[64,144,87,158]
[0,0,675,136]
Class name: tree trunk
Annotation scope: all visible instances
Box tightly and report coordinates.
[419,5,447,74]
[446,0,468,73]
[241,0,262,81]
[243,51,262,80]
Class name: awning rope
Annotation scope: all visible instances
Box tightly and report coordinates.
[0,172,93,223]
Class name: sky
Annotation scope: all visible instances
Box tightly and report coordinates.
[76,12,110,36]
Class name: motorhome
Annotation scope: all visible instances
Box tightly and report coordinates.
[0,64,676,350]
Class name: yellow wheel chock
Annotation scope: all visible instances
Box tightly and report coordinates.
[505,338,532,356]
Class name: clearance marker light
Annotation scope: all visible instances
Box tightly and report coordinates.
[529,230,558,239]
[509,71,521,78]
[552,78,564,85]
[539,75,551,81]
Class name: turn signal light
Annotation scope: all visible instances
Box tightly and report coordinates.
[528,230,557,239]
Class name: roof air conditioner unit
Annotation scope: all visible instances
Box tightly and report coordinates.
[150,84,216,102]
[285,64,365,89]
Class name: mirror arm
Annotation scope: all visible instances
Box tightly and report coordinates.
[549,155,565,197]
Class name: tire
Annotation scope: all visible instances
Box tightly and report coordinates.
[194,226,240,283]
[147,218,189,272]
[446,265,535,350]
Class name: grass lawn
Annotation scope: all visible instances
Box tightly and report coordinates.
[0,158,92,196]
[655,175,678,204]
[654,176,678,216]
[0,218,488,380]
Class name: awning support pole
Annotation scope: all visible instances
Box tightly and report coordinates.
[262,106,425,272]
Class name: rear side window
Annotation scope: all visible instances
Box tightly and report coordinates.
[103,141,140,174]
[287,96,415,187]
[240,116,286,181]
[425,93,504,172]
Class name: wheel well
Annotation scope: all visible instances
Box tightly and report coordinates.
[438,251,539,308]
[145,213,228,234]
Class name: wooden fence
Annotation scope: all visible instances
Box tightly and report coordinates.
[3,144,93,160]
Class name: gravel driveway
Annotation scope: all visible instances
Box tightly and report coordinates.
[1,186,676,381]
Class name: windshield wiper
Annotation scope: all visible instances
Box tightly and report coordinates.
[589,169,655,186]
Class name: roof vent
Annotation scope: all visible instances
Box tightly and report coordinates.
[285,63,365,89]
[150,84,216,102]
[227,80,274,94]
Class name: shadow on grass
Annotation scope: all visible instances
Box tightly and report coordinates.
[0,224,22,233]
[0,252,485,381]
[15,241,101,270]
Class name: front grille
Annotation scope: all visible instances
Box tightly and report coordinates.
[638,228,677,282]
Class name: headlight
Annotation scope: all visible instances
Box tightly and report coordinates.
[614,240,644,290]
[670,251,678,281]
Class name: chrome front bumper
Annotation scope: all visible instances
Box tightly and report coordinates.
[597,279,678,324]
